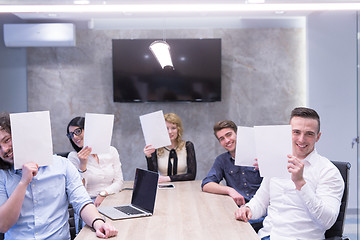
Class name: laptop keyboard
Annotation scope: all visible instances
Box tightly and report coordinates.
[115,206,144,215]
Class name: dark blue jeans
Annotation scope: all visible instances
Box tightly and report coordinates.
[248,216,264,224]
[261,236,270,240]
[249,216,265,233]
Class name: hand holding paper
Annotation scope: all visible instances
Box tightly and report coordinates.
[287,154,306,190]
[21,162,39,184]
[144,145,156,158]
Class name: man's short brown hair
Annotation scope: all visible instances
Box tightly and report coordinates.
[290,107,320,133]
[213,120,237,138]
[0,112,12,170]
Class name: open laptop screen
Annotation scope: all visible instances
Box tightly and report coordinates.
[131,168,159,213]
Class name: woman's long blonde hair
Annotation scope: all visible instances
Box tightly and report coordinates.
[157,113,185,156]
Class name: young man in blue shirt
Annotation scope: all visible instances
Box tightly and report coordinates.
[201,120,262,205]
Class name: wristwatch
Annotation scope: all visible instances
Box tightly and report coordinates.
[99,191,107,197]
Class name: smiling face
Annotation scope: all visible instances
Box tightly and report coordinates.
[291,116,321,160]
[0,129,14,165]
[216,128,237,157]
[68,126,84,148]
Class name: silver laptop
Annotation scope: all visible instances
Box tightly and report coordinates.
[98,168,159,220]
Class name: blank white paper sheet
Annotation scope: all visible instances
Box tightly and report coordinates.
[10,111,53,170]
[139,110,171,149]
[235,126,256,167]
[254,125,292,179]
[83,113,114,154]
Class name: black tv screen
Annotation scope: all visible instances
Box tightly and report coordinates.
[112,38,221,102]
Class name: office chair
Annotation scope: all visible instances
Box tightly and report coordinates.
[68,204,77,240]
[325,161,351,240]
[56,152,70,158]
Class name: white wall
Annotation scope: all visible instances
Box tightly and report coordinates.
[0,14,27,113]
[307,11,358,209]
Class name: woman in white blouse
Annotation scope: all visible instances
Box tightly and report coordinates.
[66,117,124,207]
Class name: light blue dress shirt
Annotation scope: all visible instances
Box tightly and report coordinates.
[0,155,92,240]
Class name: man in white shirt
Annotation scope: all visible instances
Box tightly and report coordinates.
[235,107,344,240]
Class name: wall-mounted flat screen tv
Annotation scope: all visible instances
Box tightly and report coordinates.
[112,38,221,102]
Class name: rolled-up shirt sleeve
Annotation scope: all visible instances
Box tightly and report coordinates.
[64,158,92,216]
[0,171,8,206]
[201,157,225,189]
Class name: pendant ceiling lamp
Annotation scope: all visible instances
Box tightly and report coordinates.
[149,40,174,70]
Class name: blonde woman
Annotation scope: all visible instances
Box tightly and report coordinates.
[143,113,196,183]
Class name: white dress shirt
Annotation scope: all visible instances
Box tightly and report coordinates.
[68,146,124,197]
[246,150,344,240]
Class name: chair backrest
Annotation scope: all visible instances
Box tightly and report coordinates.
[56,152,70,158]
[324,161,351,238]
[68,204,76,240]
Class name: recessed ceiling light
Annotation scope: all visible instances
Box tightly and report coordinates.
[73,0,90,4]
[275,11,285,14]
[47,13,58,17]
[246,0,265,3]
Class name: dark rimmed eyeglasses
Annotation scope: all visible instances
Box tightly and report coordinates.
[66,128,82,139]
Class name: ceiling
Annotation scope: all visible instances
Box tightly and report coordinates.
[1,0,360,3]
[1,0,360,29]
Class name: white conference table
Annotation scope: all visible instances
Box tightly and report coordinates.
[75,180,260,240]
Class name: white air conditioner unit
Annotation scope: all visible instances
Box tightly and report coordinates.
[3,23,76,47]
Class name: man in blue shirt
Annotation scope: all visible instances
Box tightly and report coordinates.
[202,120,262,205]
[0,112,118,239]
